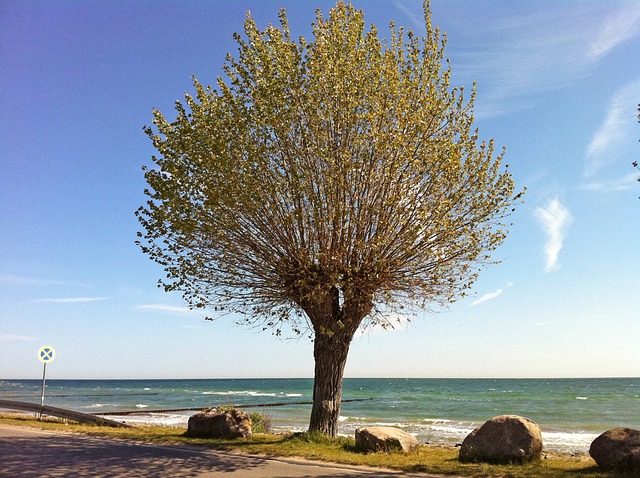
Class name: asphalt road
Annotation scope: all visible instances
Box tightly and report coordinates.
[0,426,442,477]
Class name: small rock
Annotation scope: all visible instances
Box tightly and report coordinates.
[589,428,640,472]
[355,426,419,453]
[459,415,542,464]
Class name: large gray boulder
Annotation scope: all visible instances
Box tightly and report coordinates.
[459,415,542,464]
[355,426,419,453]
[589,428,640,472]
[186,408,252,439]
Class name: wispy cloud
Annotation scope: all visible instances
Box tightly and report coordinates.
[0,334,38,342]
[0,274,89,288]
[470,282,513,307]
[589,4,640,59]
[356,313,410,337]
[136,304,197,315]
[585,79,640,178]
[394,1,640,118]
[580,173,639,192]
[393,0,423,30]
[535,199,573,272]
[34,297,108,303]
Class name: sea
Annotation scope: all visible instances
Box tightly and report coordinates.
[1,377,638,454]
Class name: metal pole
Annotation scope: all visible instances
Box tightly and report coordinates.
[38,362,47,420]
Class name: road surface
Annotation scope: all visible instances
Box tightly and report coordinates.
[0,426,443,477]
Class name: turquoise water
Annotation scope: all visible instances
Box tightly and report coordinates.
[1,377,638,453]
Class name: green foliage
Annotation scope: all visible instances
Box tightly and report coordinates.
[249,411,271,434]
[285,430,354,447]
[137,0,522,335]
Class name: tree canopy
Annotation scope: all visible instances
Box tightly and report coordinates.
[137,1,522,435]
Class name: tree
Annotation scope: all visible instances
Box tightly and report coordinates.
[137,1,522,436]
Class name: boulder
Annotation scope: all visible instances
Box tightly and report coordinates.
[355,426,419,453]
[589,428,640,472]
[186,408,252,439]
[459,415,542,464]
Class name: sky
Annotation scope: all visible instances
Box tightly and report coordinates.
[1,0,639,380]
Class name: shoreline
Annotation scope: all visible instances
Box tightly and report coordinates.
[1,414,603,478]
[0,410,594,460]
[96,410,600,455]
[0,419,592,461]
[0,413,594,461]
[4,377,636,457]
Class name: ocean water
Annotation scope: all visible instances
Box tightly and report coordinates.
[1,377,638,454]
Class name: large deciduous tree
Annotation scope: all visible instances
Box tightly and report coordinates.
[137,2,522,436]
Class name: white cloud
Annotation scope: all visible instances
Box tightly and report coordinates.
[443,11,590,117]
[0,334,37,342]
[0,274,88,287]
[394,2,640,118]
[34,297,108,303]
[471,288,503,306]
[356,313,410,337]
[393,0,423,30]
[585,79,640,178]
[534,199,573,272]
[136,304,196,315]
[470,282,513,307]
[589,4,640,59]
[580,173,639,192]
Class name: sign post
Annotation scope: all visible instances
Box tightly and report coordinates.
[37,345,55,420]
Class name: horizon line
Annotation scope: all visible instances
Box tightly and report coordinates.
[2,376,638,381]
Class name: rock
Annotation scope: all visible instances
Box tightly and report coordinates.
[186,408,252,439]
[355,426,419,453]
[459,415,543,464]
[589,428,640,472]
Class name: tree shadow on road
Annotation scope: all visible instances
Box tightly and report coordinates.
[0,433,269,477]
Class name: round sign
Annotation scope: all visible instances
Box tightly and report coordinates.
[38,345,55,364]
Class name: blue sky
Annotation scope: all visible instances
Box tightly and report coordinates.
[1,0,638,380]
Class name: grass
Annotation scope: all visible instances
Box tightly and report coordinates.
[0,413,634,477]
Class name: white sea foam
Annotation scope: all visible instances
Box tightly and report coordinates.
[576,396,588,400]
[104,413,190,427]
[202,390,277,397]
[542,429,599,453]
[423,418,452,424]
[371,421,406,428]
[135,404,149,408]
[339,416,368,421]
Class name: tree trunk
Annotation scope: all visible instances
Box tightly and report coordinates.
[308,327,354,436]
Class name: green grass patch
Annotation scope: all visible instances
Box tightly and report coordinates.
[0,414,633,477]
